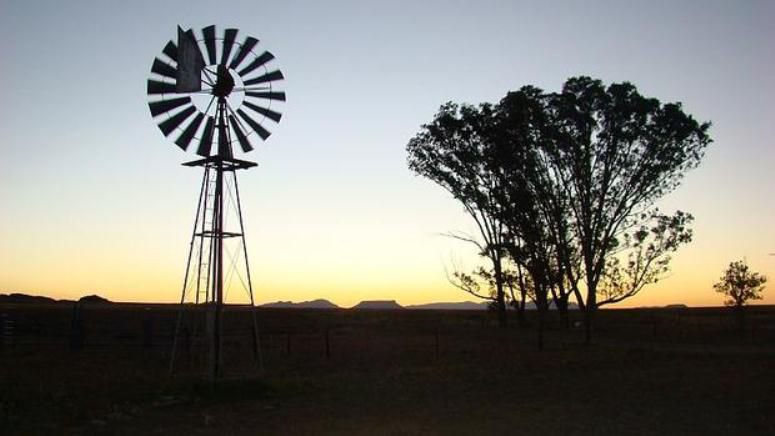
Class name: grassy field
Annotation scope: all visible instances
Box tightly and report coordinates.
[1,303,774,435]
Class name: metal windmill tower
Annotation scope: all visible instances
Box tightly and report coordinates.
[146,25,285,379]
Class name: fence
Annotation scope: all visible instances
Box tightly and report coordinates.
[1,304,774,368]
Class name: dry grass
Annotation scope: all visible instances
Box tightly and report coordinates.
[1,303,774,435]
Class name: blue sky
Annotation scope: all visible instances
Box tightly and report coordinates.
[1,0,774,306]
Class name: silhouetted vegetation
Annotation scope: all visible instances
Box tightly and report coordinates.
[408,76,711,346]
[714,259,767,334]
[407,102,512,326]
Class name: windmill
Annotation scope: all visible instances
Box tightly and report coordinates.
[147,25,285,379]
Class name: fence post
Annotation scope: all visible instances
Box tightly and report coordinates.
[1,313,13,350]
[69,302,84,350]
[750,321,756,344]
[143,314,155,348]
[434,326,440,359]
[325,326,331,359]
[251,326,258,358]
[286,332,291,355]
[183,325,191,360]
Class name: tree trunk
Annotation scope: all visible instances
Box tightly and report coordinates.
[550,285,571,330]
[493,256,507,328]
[516,264,528,327]
[535,286,549,351]
[556,296,570,330]
[516,297,526,327]
[537,303,546,351]
[584,287,596,345]
[735,304,746,341]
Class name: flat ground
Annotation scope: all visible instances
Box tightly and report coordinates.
[1,304,773,435]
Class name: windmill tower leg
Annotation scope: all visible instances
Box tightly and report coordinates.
[232,171,264,373]
[169,159,262,379]
[209,160,225,381]
[170,168,209,375]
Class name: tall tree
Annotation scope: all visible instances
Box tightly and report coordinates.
[542,77,711,343]
[409,78,710,342]
[490,87,558,347]
[407,103,511,326]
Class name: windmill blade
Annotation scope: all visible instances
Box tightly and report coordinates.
[220,28,238,65]
[147,79,177,95]
[197,116,215,156]
[148,96,192,117]
[175,113,205,151]
[237,51,275,77]
[237,108,271,140]
[202,25,217,65]
[162,40,178,63]
[158,106,196,136]
[229,115,254,152]
[151,58,177,79]
[243,70,284,86]
[228,36,258,70]
[243,100,282,123]
[245,90,286,101]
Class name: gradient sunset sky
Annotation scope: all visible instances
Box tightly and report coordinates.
[1,0,773,307]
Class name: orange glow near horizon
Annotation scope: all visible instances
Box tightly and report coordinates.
[3,237,774,308]
[2,160,774,309]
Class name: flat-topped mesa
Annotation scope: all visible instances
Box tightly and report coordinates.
[351,300,403,310]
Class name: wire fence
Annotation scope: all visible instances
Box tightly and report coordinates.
[2,303,774,369]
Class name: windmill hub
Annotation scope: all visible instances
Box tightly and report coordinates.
[211,64,235,97]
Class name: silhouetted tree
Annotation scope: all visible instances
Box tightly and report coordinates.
[410,77,710,344]
[408,103,511,326]
[595,210,694,305]
[540,77,711,344]
[714,259,766,333]
[447,264,520,313]
[505,250,531,326]
[489,87,557,348]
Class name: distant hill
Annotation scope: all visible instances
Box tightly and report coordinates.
[261,299,339,309]
[406,300,580,311]
[78,295,111,304]
[352,300,404,310]
[0,293,582,311]
[0,293,110,305]
[405,301,488,310]
[0,293,58,304]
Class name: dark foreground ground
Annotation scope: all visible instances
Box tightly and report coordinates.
[1,303,774,435]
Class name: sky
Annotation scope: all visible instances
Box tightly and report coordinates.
[1,0,774,307]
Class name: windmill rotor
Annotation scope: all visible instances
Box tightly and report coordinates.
[147,25,286,157]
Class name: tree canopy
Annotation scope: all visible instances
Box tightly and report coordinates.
[714,259,767,308]
[407,76,711,344]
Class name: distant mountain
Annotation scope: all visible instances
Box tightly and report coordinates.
[405,301,488,310]
[352,300,404,310]
[0,293,58,304]
[261,299,339,309]
[406,300,580,311]
[0,293,110,305]
[78,294,111,304]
